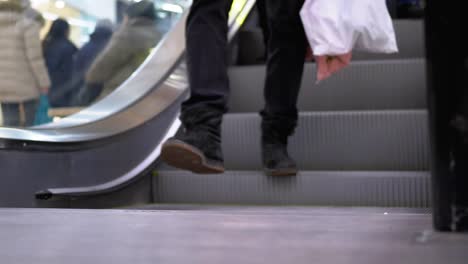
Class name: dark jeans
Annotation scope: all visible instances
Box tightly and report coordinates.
[2,99,39,127]
[182,0,307,130]
[256,0,269,46]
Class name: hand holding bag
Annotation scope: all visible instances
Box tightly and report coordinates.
[300,0,398,82]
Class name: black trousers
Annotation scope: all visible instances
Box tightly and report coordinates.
[182,0,307,132]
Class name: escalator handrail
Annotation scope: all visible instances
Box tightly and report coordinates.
[0,0,255,145]
[0,13,188,144]
[35,0,257,199]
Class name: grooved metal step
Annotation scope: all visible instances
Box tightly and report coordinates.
[215,111,429,171]
[153,171,431,207]
[228,59,426,113]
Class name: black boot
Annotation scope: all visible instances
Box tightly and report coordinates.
[261,111,298,176]
[161,107,224,174]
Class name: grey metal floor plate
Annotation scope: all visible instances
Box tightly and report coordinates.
[228,59,426,112]
[1,207,467,264]
[154,171,431,207]
[219,110,429,170]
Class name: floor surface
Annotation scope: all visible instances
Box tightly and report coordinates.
[0,206,467,264]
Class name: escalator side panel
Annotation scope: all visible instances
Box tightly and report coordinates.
[0,96,183,208]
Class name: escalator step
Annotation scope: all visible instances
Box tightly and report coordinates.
[229,59,426,112]
[217,110,429,171]
[153,171,431,207]
[353,20,425,60]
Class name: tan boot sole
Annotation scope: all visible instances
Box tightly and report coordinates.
[264,168,298,177]
[161,140,225,174]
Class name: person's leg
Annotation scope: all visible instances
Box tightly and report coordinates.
[261,0,307,176]
[1,103,20,127]
[451,47,468,209]
[256,0,269,47]
[161,0,233,174]
[453,130,468,207]
[23,99,39,127]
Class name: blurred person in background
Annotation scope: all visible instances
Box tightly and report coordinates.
[71,19,114,106]
[83,0,161,103]
[0,0,50,127]
[23,2,45,26]
[22,0,44,25]
[43,18,77,107]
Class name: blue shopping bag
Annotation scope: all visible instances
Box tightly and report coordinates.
[34,95,53,126]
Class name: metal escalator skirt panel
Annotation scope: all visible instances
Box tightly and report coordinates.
[36,119,182,199]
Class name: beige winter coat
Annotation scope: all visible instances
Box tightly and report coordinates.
[86,17,160,99]
[0,12,50,103]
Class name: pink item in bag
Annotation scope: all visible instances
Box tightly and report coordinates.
[315,52,352,83]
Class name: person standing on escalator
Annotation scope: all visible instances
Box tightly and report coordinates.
[83,0,161,103]
[43,18,78,107]
[161,0,307,176]
[70,19,114,106]
[0,0,50,127]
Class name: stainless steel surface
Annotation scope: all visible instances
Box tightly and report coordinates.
[154,171,431,207]
[39,119,181,199]
[1,207,467,264]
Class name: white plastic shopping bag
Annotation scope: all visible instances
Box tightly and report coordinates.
[300,0,398,82]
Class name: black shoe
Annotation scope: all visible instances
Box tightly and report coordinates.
[162,104,225,174]
[262,143,298,177]
[161,130,225,174]
[261,110,298,177]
